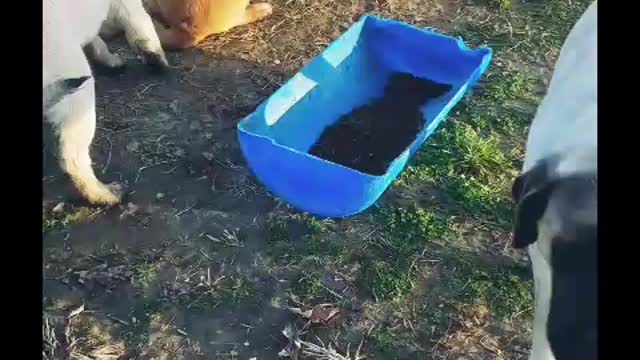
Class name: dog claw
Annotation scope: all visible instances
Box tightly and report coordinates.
[134,39,170,71]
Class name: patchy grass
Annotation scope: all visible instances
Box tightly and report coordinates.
[363,206,450,302]
[371,327,404,359]
[447,256,533,320]
[489,0,512,11]
[42,211,67,233]
[395,67,541,228]
[132,262,159,293]
[289,271,332,304]
[399,129,514,226]
[42,205,104,233]
[222,276,258,305]
[266,214,344,264]
[122,297,164,347]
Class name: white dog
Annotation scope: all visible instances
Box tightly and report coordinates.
[43,0,169,205]
[512,1,597,360]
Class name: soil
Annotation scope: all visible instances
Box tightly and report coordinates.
[308,72,452,175]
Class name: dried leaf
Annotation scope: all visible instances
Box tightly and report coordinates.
[288,307,313,319]
[309,304,340,324]
[290,303,340,324]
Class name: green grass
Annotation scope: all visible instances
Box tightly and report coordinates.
[266,222,293,259]
[447,257,533,320]
[288,271,332,304]
[380,207,449,246]
[43,211,68,233]
[364,259,414,303]
[305,216,330,237]
[266,214,351,304]
[370,304,450,359]
[363,207,450,302]
[399,125,516,225]
[43,206,104,234]
[273,207,452,304]
[479,72,538,104]
[488,0,512,10]
[461,0,592,54]
[529,0,594,51]
[371,327,403,359]
[369,3,568,322]
[122,297,164,347]
[222,276,258,305]
[467,71,540,140]
[393,67,542,228]
[267,215,343,262]
[132,263,159,294]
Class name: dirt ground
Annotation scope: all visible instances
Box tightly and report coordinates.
[43,0,590,359]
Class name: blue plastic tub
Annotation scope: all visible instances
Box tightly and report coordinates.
[237,15,492,218]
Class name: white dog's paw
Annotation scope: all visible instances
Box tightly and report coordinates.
[82,181,125,207]
[103,53,125,68]
[134,39,170,71]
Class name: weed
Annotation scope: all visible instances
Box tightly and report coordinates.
[363,207,450,302]
[447,258,533,320]
[371,327,401,359]
[132,263,159,293]
[122,298,163,346]
[43,206,103,233]
[289,271,330,304]
[222,277,257,305]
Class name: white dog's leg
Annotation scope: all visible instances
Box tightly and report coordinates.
[108,0,169,68]
[84,36,125,68]
[47,58,123,206]
[55,91,124,205]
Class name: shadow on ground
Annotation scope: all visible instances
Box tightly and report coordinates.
[43,44,298,359]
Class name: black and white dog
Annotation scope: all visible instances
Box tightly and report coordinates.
[512,1,597,359]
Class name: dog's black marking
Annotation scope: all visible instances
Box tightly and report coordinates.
[546,176,597,360]
[512,157,597,360]
[62,76,92,90]
[511,156,561,249]
[43,76,92,113]
[548,224,597,360]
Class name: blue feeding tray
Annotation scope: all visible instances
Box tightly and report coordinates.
[237,15,492,218]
